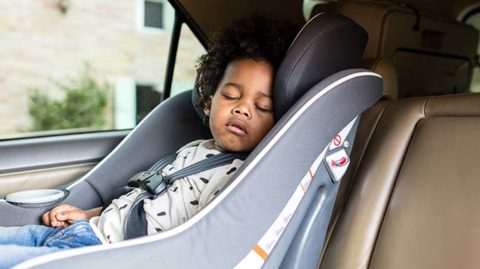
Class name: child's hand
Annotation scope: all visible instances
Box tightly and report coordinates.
[42,204,90,227]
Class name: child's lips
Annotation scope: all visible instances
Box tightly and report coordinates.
[226,121,247,136]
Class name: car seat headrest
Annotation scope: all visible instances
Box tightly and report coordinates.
[191,12,368,123]
[362,57,398,99]
[192,76,207,125]
[274,12,368,119]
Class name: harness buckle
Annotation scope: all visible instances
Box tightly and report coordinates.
[128,170,170,196]
[128,171,155,188]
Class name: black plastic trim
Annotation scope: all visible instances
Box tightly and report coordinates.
[163,12,183,99]
[167,0,208,48]
[0,130,127,174]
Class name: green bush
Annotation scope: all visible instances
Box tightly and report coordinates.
[29,68,110,131]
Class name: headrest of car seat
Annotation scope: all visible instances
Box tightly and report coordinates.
[192,76,206,125]
[362,58,398,99]
[274,12,368,118]
[191,12,368,122]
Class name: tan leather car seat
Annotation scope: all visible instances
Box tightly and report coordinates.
[324,56,398,243]
[362,58,398,99]
[338,0,479,98]
[320,93,480,269]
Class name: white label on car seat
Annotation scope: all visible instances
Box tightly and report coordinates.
[329,116,357,150]
[234,146,327,269]
[235,118,357,269]
[325,148,350,182]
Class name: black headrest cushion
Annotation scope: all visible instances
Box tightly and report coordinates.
[274,13,368,118]
[192,76,206,125]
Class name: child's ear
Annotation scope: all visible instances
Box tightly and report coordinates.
[203,97,212,117]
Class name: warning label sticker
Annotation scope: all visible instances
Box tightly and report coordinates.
[325,149,350,182]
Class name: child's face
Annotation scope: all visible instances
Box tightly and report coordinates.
[205,58,275,152]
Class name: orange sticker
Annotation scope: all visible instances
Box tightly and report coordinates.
[253,244,268,260]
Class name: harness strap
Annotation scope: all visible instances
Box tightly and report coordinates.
[124,196,149,239]
[165,152,248,181]
[128,152,248,196]
[148,153,177,173]
[123,151,248,239]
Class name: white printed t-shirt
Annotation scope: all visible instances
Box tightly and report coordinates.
[89,139,244,244]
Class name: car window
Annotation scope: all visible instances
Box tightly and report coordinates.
[171,25,206,97]
[0,0,205,140]
[466,12,480,93]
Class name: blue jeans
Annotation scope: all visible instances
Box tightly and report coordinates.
[0,220,101,269]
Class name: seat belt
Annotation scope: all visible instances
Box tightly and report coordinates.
[123,151,249,239]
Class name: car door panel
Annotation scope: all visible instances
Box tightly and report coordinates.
[0,131,127,196]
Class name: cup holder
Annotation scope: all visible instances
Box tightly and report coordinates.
[5,189,68,207]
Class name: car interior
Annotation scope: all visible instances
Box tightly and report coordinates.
[1,0,480,268]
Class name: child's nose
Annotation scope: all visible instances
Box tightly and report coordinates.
[233,104,251,119]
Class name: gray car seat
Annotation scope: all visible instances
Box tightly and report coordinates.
[8,13,382,269]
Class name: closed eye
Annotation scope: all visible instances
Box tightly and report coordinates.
[222,94,237,100]
[256,105,271,112]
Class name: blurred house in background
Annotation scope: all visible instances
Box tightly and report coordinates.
[0,0,204,138]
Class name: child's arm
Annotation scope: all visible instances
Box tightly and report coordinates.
[42,204,102,227]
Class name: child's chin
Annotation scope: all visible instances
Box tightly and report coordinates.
[220,141,252,152]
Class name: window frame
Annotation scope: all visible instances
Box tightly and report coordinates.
[162,0,208,99]
[462,10,480,93]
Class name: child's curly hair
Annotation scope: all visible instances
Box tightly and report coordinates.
[195,15,298,110]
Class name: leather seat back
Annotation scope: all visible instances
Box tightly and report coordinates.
[321,93,480,269]
[337,0,479,98]
[362,58,398,99]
